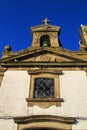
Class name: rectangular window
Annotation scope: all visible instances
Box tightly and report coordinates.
[26,72,63,108]
[34,78,54,98]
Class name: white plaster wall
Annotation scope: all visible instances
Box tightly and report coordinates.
[0,70,30,117]
[72,119,87,129]
[27,71,87,118]
[0,119,17,130]
[0,70,87,129]
[60,70,87,117]
[1,70,87,117]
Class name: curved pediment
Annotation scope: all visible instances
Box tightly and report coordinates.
[14,115,75,124]
[14,115,75,130]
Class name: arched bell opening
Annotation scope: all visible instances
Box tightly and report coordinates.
[40,35,50,47]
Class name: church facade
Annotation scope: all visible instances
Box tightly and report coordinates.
[0,18,87,129]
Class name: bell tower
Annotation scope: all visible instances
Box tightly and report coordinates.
[31,18,62,47]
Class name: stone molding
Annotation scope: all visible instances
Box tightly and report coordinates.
[14,115,75,124]
[14,115,76,130]
[1,62,87,68]
[27,69,62,75]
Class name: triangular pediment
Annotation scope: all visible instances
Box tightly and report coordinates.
[19,52,80,62]
[1,48,86,62]
[31,24,60,32]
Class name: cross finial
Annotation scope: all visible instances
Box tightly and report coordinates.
[42,18,50,24]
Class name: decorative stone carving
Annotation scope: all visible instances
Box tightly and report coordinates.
[22,53,74,62]
[4,45,12,53]
[79,25,87,51]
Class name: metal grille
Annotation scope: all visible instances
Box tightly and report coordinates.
[34,78,54,98]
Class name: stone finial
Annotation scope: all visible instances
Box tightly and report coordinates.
[79,25,87,51]
[42,18,50,25]
[4,45,12,52]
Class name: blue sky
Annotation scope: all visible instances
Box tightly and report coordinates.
[0,0,87,57]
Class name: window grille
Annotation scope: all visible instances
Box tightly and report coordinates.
[34,78,54,98]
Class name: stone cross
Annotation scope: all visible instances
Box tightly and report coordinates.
[42,18,50,24]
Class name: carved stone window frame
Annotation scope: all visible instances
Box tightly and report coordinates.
[26,69,63,108]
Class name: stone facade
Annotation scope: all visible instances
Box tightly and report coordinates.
[0,18,87,130]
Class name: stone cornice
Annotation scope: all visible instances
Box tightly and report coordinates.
[14,115,76,124]
[1,61,87,68]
